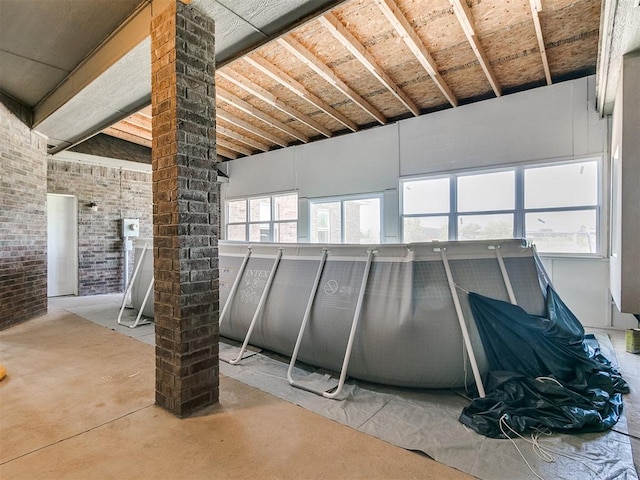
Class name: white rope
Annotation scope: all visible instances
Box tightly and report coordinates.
[499,414,547,480]
[499,414,601,479]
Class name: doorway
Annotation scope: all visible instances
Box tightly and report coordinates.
[47,194,78,297]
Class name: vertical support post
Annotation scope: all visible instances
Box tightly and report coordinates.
[229,248,283,364]
[323,248,375,399]
[287,248,329,384]
[131,277,154,328]
[118,242,148,325]
[494,245,517,305]
[151,1,219,417]
[439,248,486,398]
[219,246,252,326]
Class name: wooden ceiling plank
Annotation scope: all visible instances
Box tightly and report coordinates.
[217,88,310,143]
[118,119,152,137]
[375,0,458,108]
[278,36,387,125]
[217,109,289,148]
[126,113,153,130]
[103,127,152,148]
[449,0,502,97]
[319,12,420,117]
[529,0,552,85]
[217,145,239,160]
[217,137,253,156]
[217,125,269,152]
[244,54,359,132]
[138,105,152,118]
[217,69,333,138]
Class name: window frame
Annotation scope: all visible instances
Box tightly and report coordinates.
[225,192,298,243]
[309,192,384,244]
[400,157,602,256]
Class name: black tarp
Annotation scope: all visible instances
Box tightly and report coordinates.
[460,286,629,438]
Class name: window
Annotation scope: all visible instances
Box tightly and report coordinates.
[524,161,598,254]
[310,194,382,244]
[401,159,600,254]
[226,193,298,242]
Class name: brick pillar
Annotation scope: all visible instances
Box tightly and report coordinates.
[151,0,219,417]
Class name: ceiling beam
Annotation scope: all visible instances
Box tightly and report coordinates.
[114,119,152,138]
[217,109,289,148]
[216,145,239,160]
[125,112,153,129]
[528,0,552,85]
[449,0,501,97]
[217,137,253,156]
[216,125,269,152]
[278,36,387,125]
[103,127,152,148]
[375,0,458,107]
[217,69,333,138]
[33,0,154,127]
[217,88,310,143]
[244,54,359,132]
[114,115,152,135]
[320,12,420,117]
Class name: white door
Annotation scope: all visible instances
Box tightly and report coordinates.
[47,194,78,297]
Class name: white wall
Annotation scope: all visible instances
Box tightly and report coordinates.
[222,76,624,328]
[399,76,605,176]
[610,51,640,318]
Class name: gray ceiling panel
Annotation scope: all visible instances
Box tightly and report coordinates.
[37,39,152,146]
[0,0,144,107]
[37,98,123,143]
[0,51,67,106]
[73,39,151,112]
[216,0,337,35]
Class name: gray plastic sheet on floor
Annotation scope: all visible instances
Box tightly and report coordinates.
[219,335,638,480]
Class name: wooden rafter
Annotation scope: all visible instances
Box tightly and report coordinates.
[103,126,152,148]
[217,69,333,138]
[278,36,387,125]
[122,113,152,131]
[217,109,289,148]
[217,88,310,143]
[244,54,359,132]
[217,137,253,156]
[320,12,420,117]
[375,0,458,107]
[529,0,552,85]
[216,145,239,160]
[217,125,269,152]
[449,0,502,96]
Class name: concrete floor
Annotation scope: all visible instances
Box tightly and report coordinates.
[0,296,638,479]
[0,298,471,480]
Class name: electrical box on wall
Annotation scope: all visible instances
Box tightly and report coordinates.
[122,218,140,238]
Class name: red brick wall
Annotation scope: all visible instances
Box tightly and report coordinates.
[47,159,152,295]
[0,101,48,329]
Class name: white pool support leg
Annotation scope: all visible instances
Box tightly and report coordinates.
[219,246,252,327]
[129,277,154,328]
[493,245,517,305]
[287,249,329,385]
[228,248,283,365]
[439,248,486,398]
[322,248,375,399]
[117,242,148,326]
